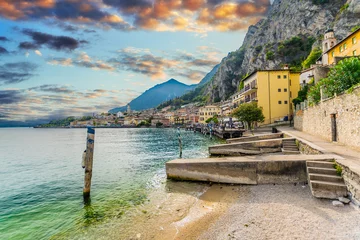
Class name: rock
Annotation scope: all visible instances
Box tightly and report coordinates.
[203,0,360,102]
[338,197,351,204]
[332,200,345,207]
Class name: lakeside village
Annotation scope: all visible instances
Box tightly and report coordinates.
[39,28,360,138]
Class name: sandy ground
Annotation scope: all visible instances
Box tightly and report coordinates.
[77,182,360,240]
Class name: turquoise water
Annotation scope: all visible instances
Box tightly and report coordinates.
[0,128,221,239]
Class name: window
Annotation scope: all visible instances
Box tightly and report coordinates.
[278,101,282,104]
[278,88,281,92]
[331,51,334,57]
[354,50,357,56]
[353,37,357,45]
[284,88,287,92]
[290,80,291,86]
[340,46,343,52]
[277,75,281,79]
[290,91,292,98]
[344,43,347,50]
[284,101,288,104]
[283,75,287,79]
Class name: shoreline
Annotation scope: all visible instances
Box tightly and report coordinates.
[72,181,360,240]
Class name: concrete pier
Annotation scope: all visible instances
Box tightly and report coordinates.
[166,155,337,185]
[209,138,293,156]
[226,133,283,144]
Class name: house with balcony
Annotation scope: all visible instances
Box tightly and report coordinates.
[237,69,300,125]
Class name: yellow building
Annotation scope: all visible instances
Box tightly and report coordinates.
[198,105,221,124]
[238,69,300,125]
[324,28,360,65]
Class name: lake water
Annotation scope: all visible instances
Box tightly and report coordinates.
[0,128,221,239]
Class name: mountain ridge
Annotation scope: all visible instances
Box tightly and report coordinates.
[109,64,219,113]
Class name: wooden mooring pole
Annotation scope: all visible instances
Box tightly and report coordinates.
[177,127,182,158]
[83,127,95,201]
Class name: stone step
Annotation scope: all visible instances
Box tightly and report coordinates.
[307,167,338,175]
[307,161,334,169]
[281,149,300,155]
[283,146,299,149]
[283,143,297,146]
[309,173,344,183]
[310,180,347,199]
[283,145,298,148]
[283,148,299,151]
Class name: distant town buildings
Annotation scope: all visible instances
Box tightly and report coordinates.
[198,105,221,124]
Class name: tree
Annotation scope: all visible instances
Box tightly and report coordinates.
[292,85,309,106]
[205,115,219,124]
[302,47,322,69]
[232,103,265,134]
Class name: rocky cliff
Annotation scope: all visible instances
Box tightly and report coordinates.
[207,0,360,101]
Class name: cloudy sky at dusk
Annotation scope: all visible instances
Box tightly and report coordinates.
[0,0,271,125]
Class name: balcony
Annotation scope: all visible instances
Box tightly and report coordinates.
[245,96,258,103]
[240,83,257,96]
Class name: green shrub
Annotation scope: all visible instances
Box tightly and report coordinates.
[266,51,275,60]
[333,163,343,176]
[308,57,360,104]
[302,48,322,69]
[351,25,360,33]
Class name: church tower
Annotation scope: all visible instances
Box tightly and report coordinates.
[322,29,337,53]
[127,104,131,114]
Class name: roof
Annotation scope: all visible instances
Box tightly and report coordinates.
[325,29,334,34]
[240,69,298,83]
[325,27,360,54]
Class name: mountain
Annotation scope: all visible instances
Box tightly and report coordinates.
[203,0,360,101]
[198,64,220,86]
[109,63,220,113]
[109,79,195,113]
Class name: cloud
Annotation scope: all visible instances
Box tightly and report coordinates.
[0,62,38,85]
[35,50,42,56]
[47,57,73,66]
[0,90,26,104]
[47,52,115,71]
[0,0,270,33]
[179,69,208,82]
[20,29,86,51]
[0,46,8,54]
[108,49,179,80]
[28,84,75,94]
[0,36,10,41]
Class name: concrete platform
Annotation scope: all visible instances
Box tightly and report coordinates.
[226,133,283,144]
[166,154,336,185]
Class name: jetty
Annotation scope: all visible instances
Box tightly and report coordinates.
[186,125,246,139]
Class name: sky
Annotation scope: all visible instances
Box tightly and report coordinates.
[0,0,271,125]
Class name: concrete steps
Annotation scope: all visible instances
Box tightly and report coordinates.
[282,139,300,154]
[306,161,347,199]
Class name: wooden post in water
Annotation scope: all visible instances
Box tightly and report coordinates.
[177,127,182,158]
[83,127,95,201]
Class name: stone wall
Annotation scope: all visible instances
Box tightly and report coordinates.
[294,86,360,149]
[337,161,360,205]
[297,140,323,155]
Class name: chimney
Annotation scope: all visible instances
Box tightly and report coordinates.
[283,64,289,70]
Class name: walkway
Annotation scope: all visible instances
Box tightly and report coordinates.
[278,126,360,176]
